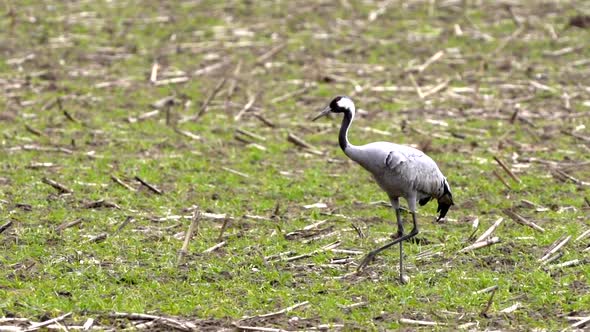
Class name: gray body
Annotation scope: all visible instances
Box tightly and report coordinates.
[345,141,448,213]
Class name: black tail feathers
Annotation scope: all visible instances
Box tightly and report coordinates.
[436,200,452,222]
[436,180,454,222]
[419,197,431,206]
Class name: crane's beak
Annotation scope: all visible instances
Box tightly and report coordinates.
[312,106,331,121]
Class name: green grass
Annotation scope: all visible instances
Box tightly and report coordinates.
[1,0,589,330]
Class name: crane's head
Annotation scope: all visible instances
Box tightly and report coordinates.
[312,96,355,121]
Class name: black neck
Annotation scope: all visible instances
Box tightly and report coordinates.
[339,110,353,151]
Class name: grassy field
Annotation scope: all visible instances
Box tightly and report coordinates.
[1,0,589,330]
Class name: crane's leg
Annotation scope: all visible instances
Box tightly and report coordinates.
[388,198,404,282]
[357,199,420,283]
[394,204,404,284]
[399,198,419,282]
[357,219,419,274]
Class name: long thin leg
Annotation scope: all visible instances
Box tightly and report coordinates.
[395,207,404,283]
[389,199,404,281]
[357,210,419,276]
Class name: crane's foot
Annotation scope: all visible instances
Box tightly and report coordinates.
[399,273,410,284]
[356,251,377,273]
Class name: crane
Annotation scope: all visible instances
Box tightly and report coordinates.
[312,96,454,283]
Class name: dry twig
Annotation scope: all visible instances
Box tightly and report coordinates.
[25,124,44,137]
[111,175,136,191]
[23,312,72,332]
[55,218,82,233]
[26,162,55,169]
[63,110,80,124]
[107,312,194,331]
[231,325,285,332]
[149,62,159,83]
[22,145,73,154]
[541,252,563,266]
[253,113,276,128]
[338,301,368,311]
[178,210,201,264]
[367,0,394,22]
[408,73,424,99]
[399,318,445,326]
[500,302,521,314]
[217,218,231,242]
[84,233,108,244]
[473,285,498,295]
[114,216,134,235]
[547,259,587,270]
[481,287,498,317]
[82,318,94,330]
[84,199,121,209]
[239,301,309,321]
[197,77,227,119]
[270,86,310,104]
[234,92,257,121]
[175,128,201,140]
[236,128,266,142]
[490,25,525,57]
[493,156,521,183]
[553,169,590,187]
[539,235,571,262]
[226,60,242,100]
[475,217,503,243]
[0,220,13,235]
[280,241,341,262]
[42,177,73,194]
[504,210,545,232]
[422,78,451,98]
[134,176,163,195]
[287,132,322,155]
[571,316,590,329]
[202,241,227,253]
[459,237,501,253]
[256,42,286,65]
[409,50,445,73]
[575,229,590,242]
[193,60,230,76]
[153,76,189,86]
[222,167,250,178]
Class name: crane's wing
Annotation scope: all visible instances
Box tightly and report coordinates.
[384,150,408,171]
[351,142,454,220]
[384,146,453,211]
[410,157,446,197]
[383,148,436,187]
